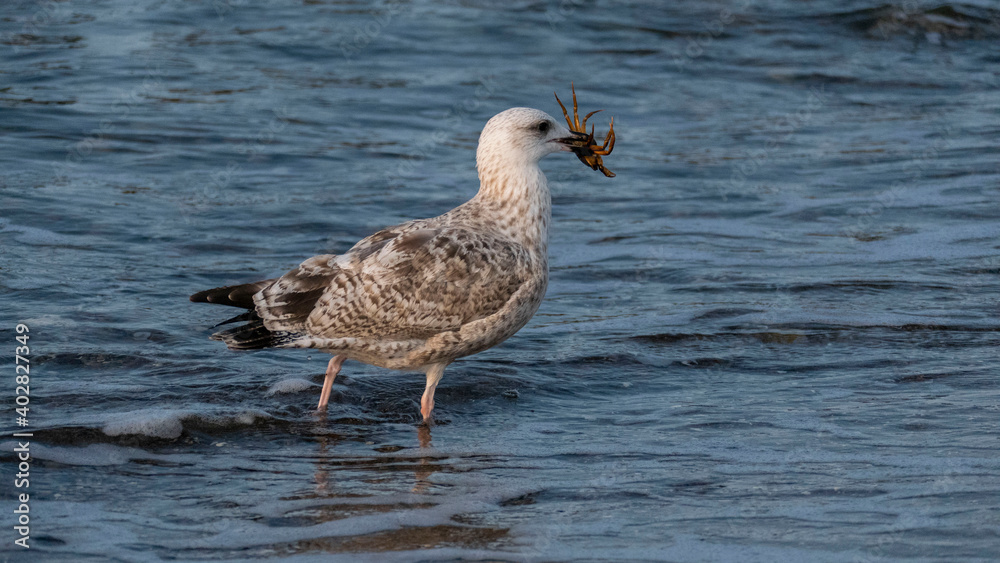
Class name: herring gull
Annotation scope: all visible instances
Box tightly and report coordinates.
[191,94,615,421]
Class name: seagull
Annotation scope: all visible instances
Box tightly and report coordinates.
[191,94,615,422]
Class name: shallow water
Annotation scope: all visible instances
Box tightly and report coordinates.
[2,0,1000,561]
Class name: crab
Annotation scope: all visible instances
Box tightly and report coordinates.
[554,84,617,177]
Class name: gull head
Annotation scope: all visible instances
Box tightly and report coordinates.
[476,107,590,171]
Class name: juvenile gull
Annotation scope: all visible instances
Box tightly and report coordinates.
[191,104,612,421]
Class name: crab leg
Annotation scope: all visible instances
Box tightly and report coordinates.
[593,118,615,155]
[581,109,602,132]
[554,83,616,177]
[555,91,577,131]
[571,84,583,130]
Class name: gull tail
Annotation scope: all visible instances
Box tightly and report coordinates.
[210,311,299,350]
[189,279,276,308]
[191,279,299,350]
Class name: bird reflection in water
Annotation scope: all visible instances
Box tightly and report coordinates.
[311,411,339,495]
[413,424,434,493]
[308,412,438,496]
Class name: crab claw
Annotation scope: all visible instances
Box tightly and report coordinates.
[554,83,616,177]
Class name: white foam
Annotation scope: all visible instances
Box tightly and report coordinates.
[98,407,273,439]
[189,409,272,428]
[15,314,80,327]
[266,377,316,396]
[231,409,270,425]
[102,408,188,439]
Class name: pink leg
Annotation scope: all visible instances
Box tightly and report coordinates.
[420,364,446,422]
[317,355,346,411]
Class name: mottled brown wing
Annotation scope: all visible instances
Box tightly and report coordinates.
[254,225,531,341]
[251,223,420,334]
[251,253,339,332]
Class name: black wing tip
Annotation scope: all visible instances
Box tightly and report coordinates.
[210,318,300,351]
[213,310,259,328]
[189,287,230,304]
[190,290,211,303]
[192,279,301,350]
[189,279,276,308]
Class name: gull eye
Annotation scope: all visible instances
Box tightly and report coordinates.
[536,121,551,134]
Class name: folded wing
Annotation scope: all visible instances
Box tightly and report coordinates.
[239,223,532,347]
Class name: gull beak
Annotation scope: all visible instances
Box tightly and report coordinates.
[556,130,594,154]
[558,130,607,173]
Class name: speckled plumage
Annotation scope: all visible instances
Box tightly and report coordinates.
[192,107,586,420]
